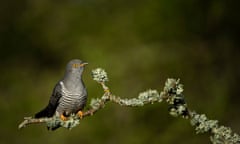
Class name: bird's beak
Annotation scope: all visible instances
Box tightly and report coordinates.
[79,62,88,67]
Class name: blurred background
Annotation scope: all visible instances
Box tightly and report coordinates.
[0,0,239,143]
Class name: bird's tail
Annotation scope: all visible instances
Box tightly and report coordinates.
[34,105,55,118]
[35,105,61,130]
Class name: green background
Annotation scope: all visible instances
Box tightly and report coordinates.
[0,0,239,143]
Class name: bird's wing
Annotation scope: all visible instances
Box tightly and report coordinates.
[35,82,63,118]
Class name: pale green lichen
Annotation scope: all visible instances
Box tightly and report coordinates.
[169,105,188,117]
[46,114,80,130]
[108,89,162,107]
[92,68,108,83]
[190,112,240,144]
[119,98,144,106]
[61,114,80,129]
[190,112,218,134]
[90,98,102,110]
[46,115,61,130]
[161,78,189,118]
[211,126,240,144]
[138,89,162,103]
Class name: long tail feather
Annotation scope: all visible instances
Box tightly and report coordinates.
[35,105,55,118]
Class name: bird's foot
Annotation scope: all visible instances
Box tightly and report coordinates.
[60,114,68,121]
[77,111,83,119]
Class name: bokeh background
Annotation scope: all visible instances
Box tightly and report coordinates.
[0,0,239,144]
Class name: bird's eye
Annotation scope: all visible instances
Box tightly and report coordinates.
[72,63,79,68]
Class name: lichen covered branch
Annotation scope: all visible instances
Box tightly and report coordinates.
[18,68,240,144]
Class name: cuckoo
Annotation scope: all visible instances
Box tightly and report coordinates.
[35,59,88,130]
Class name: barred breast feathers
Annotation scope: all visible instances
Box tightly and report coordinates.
[57,81,86,113]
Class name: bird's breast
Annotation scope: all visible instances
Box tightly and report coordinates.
[58,93,87,114]
[56,81,87,114]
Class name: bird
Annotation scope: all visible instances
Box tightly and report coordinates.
[34,59,88,130]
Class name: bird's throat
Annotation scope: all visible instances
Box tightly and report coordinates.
[63,74,84,91]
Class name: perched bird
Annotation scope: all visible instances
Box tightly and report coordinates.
[35,59,88,130]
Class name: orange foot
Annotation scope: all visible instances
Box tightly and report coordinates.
[60,114,68,121]
[77,111,83,119]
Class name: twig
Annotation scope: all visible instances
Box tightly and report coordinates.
[18,68,240,144]
[18,117,52,129]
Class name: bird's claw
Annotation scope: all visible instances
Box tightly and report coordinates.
[60,114,68,121]
[77,111,83,119]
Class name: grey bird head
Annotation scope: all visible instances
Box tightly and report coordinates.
[63,59,88,89]
[65,59,88,75]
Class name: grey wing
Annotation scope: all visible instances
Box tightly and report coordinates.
[34,82,62,118]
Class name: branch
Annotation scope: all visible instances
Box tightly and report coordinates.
[18,68,240,144]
